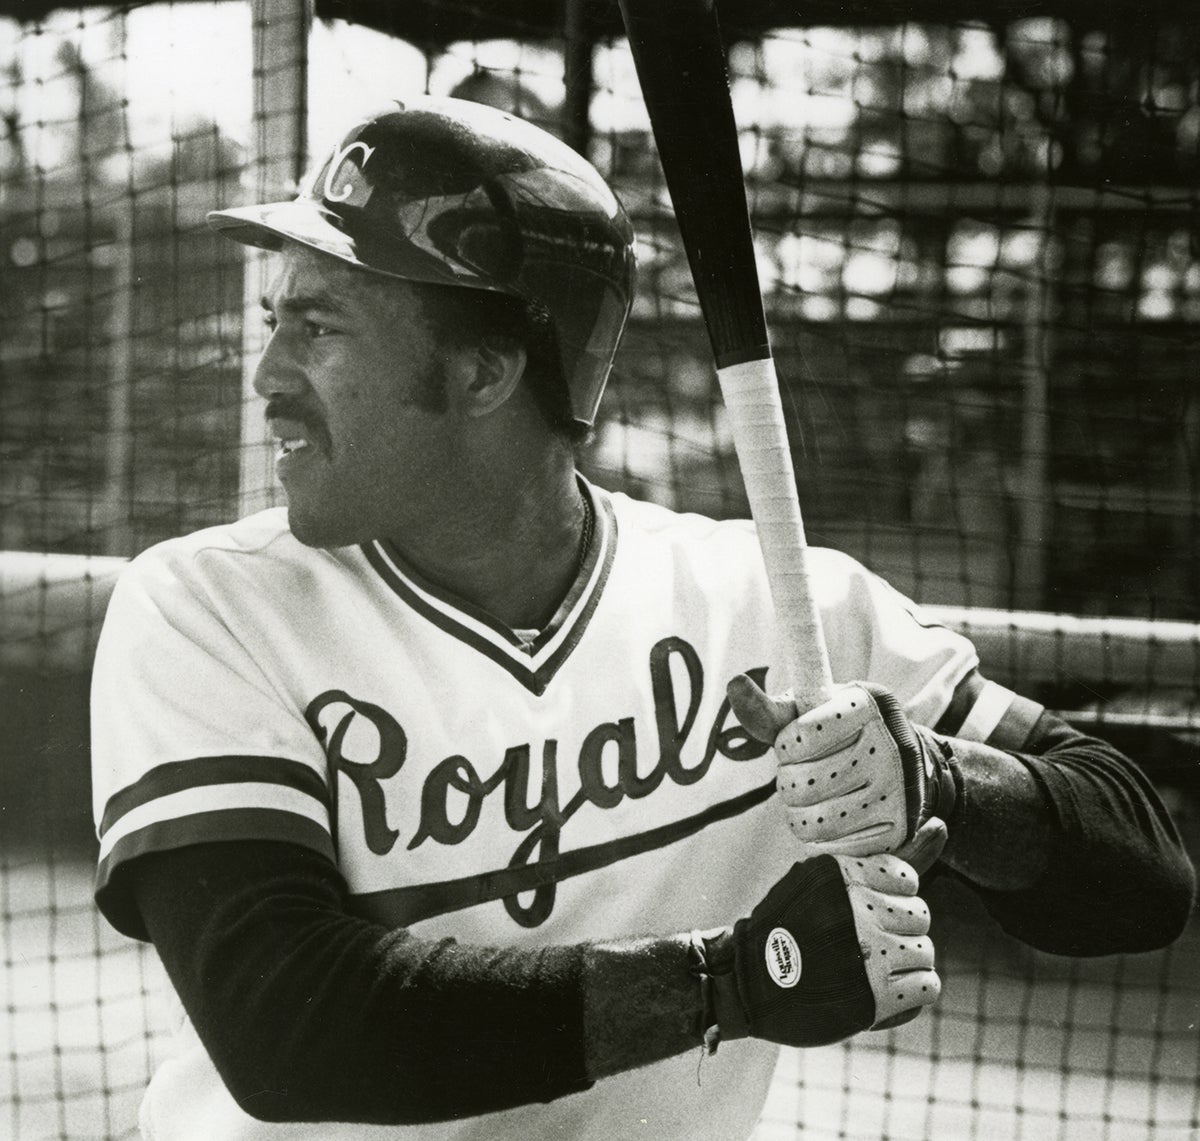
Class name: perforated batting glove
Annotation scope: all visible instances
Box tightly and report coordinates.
[728,675,962,861]
[693,853,939,1049]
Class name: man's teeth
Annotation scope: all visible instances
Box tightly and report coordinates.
[279,439,310,456]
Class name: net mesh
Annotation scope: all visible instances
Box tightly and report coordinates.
[1,3,1197,1139]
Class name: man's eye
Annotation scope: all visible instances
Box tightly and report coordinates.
[306,321,335,338]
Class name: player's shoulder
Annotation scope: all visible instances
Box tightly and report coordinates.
[116,508,334,605]
[603,487,757,547]
[805,545,885,610]
[601,486,869,594]
[125,507,290,572]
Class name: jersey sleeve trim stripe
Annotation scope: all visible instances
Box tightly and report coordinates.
[933,670,985,736]
[977,689,1044,750]
[935,670,1044,750]
[98,754,328,837]
[98,781,329,861]
[94,807,336,896]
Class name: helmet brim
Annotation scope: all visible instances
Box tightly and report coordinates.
[207,199,475,288]
[208,199,356,260]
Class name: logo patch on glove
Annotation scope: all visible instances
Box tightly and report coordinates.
[765,927,802,988]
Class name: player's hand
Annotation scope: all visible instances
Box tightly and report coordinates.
[700,853,940,1048]
[727,674,960,863]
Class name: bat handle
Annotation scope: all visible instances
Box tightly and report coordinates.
[716,357,835,711]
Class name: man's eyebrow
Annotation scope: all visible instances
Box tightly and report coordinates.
[260,292,353,315]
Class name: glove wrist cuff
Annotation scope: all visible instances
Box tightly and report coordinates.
[927,732,963,826]
[688,928,746,1053]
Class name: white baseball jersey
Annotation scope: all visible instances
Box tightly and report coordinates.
[92,480,980,1141]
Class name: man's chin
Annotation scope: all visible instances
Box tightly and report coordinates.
[285,507,361,550]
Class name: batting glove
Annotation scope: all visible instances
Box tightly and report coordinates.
[692,853,939,1050]
[728,674,961,862]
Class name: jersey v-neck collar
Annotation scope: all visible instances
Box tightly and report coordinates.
[359,480,617,696]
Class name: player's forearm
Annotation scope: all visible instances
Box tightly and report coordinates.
[130,839,726,1123]
[937,736,1053,890]
[582,935,699,1079]
[940,717,1195,954]
[133,840,598,1124]
[132,843,808,1115]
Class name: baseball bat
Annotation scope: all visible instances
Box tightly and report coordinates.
[616,0,834,710]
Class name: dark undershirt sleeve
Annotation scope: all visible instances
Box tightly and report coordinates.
[944,711,1196,956]
[125,839,593,1125]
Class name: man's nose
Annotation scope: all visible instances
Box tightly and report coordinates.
[252,331,307,400]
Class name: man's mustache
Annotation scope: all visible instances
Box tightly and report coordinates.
[265,398,331,451]
[265,400,324,436]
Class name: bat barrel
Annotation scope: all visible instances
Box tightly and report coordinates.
[619,0,835,708]
[617,0,769,364]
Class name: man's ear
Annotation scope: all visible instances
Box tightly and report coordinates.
[447,335,527,418]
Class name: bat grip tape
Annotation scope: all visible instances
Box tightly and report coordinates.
[716,356,834,709]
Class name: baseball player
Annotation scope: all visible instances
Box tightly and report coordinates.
[90,98,1194,1141]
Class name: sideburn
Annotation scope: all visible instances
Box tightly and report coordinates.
[412,358,450,414]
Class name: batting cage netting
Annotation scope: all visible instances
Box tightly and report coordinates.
[2,1,1198,1138]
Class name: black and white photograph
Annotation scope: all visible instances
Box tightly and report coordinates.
[2,1,1198,1138]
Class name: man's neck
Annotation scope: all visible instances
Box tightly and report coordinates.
[385,444,588,632]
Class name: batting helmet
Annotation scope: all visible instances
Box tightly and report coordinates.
[208,97,636,427]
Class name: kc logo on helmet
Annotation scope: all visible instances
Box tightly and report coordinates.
[321,141,376,205]
[765,927,802,988]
